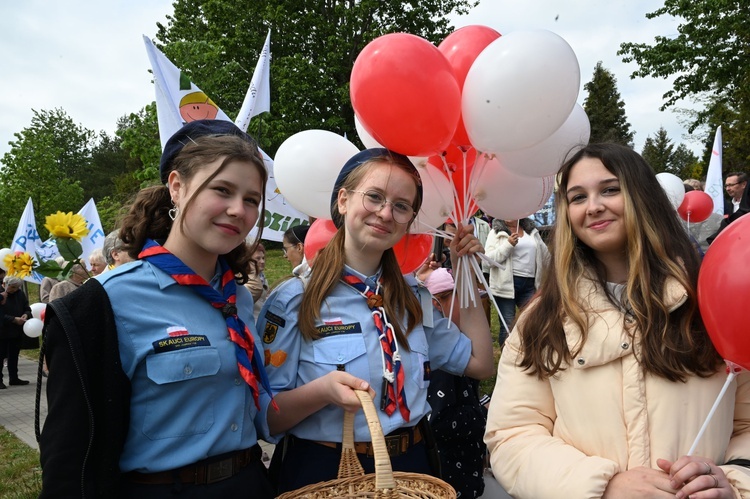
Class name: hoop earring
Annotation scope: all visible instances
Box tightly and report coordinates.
[169,202,179,221]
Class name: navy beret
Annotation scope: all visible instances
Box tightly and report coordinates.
[330,148,422,223]
[159,119,255,184]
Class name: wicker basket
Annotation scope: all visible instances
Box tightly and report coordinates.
[276,390,456,499]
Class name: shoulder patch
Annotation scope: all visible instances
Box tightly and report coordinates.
[264,310,286,327]
[263,322,278,344]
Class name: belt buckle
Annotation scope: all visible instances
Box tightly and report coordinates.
[206,458,234,484]
[383,434,402,457]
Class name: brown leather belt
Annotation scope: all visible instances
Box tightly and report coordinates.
[124,445,261,485]
[314,424,422,458]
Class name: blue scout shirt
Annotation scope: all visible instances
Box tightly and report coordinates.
[257,266,472,442]
[97,260,271,473]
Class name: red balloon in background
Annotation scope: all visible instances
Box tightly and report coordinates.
[678,190,714,223]
[351,33,461,157]
[428,146,479,220]
[438,25,501,147]
[304,219,338,265]
[698,214,750,369]
[393,233,434,274]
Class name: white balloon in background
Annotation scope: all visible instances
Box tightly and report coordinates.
[354,114,383,149]
[411,165,453,233]
[31,302,47,320]
[274,130,360,220]
[499,104,591,178]
[0,248,12,270]
[23,318,44,338]
[656,172,686,210]
[472,156,556,220]
[462,30,580,152]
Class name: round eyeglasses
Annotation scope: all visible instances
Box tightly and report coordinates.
[350,190,416,224]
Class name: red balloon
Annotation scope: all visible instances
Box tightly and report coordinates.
[438,25,501,147]
[698,214,750,368]
[428,145,479,220]
[393,233,434,274]
[351,33,461,157]
[304,219,338,265]
[678,190,714,223]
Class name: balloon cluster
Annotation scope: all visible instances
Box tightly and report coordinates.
[274,26,591,270]
[656,172,714,224]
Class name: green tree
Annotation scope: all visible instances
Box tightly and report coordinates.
[642,127,674,173]
[0,109,88,244]
[153,0,477,156]
[619,0,750,166]
[583,62,635,146]
[672,143,701,179]
[116,103,161,186]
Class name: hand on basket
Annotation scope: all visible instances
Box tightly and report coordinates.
[323,371,375,413]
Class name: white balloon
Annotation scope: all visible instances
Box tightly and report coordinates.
[274,130,360,220]
[31,302,47,320]
[411,165,453,233]
[462,30,580,152]
[354,114,383,149]
[23,318,44,338]
[472,157,556,220]
[656,172,686,210]
[0,248,12,270]
[500,104,590,178]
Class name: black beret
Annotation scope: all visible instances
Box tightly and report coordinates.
[159,119,255,184]
[329,148,422,224]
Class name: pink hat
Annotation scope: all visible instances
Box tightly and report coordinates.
[424,268,454,295]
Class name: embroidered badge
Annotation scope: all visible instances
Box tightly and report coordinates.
[167,326,189,337]
[263,322,278,344]
[152,334,210,353]
[264,310,286,327]
[264,349,288,367]
[315,322,363,338]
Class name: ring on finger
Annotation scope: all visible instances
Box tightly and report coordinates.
[703,462,712,475]
[711,474,719,488]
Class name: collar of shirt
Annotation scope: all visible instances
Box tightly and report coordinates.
[343,264,382,290]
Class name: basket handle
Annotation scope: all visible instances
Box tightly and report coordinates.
[340,390,396,490]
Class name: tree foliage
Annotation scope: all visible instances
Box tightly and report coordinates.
[641,126,699,178]
[583,62,635,146]
[619,0,750,168]
[153,0,477,156]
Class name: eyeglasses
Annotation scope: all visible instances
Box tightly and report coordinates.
[725,182,741,188]
[282,244,297,256]
[350,190,416,224]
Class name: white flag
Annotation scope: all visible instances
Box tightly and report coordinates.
[9,199,47,283]
[705,126,724,217]
[236,30,272,131]
[143,35,232,150]
[77,198,106,267]
[143,34,307,242]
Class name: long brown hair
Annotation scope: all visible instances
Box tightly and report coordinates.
[518,143,720,381]
[298,157,424,346]
[120,134,267,283]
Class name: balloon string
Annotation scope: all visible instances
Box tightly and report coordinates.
[687,369,737,455]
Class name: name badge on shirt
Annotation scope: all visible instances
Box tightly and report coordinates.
[152,334,210,353]
[315,322,362,338]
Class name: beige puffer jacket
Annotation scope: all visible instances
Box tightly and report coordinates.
[485,276,750,498]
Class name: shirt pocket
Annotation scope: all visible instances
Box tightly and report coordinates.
[312,334,367,371]
[408,335,430,390]
[143,347,221,439]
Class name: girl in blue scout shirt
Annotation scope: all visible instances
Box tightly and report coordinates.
[39,120,276,499]
[257,148,494,493]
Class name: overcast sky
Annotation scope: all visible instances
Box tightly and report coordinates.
[0,0,703,160]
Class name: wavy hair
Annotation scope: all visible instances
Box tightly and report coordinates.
[518,143,720,381]
[298,156,423,346]
[120,134,266,283]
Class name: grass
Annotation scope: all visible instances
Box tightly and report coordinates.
[0,248,500,494]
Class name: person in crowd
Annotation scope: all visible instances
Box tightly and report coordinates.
[88,248,107,276]
[102,229,135,270]
[257,148,494,493]
[484,218,549,347]
[485,143,750,498]
[1,276,32,387]
[39,257,65,303]
[48,263,89,302]
[281,224,310,280]
[683,178,704,191]
[244,242,268,320]
[39,120,276,498]
[419,266,487,499]
[708,172,750,244]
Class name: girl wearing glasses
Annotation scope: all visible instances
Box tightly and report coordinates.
[257,148,494,493]
[281,224,310,279]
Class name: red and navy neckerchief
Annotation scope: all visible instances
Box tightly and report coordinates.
[139,239,276,411]
[341,270,410,422]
